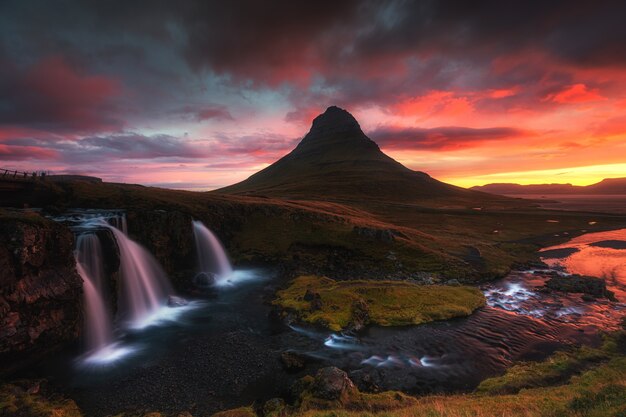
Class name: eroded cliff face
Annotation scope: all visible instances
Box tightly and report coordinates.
[0,212,82,375]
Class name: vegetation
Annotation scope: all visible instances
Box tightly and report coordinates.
[273,275,486,331]
[0,380,82,417]
[213,330,626,417]
[3,179,624,281]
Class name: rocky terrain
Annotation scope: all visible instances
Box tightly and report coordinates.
[0,211,83,376]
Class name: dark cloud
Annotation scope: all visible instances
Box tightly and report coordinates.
[0,56,122,132]
[173,105,233,122]
[369,125,527,151]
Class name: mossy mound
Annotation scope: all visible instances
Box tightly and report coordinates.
[273,275,486,331]
[0,380,82,417]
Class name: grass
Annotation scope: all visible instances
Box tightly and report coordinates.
[3,179,626,282]
[212,330,626,417]
[273,275,486,331]
[0,380,82,417]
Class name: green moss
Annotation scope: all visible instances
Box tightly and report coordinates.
[273,275,486,331]
[476,346,610,395]
[0,380,83,417]
[211,406,257,417]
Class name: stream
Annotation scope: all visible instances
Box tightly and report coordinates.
[21,216,626,417]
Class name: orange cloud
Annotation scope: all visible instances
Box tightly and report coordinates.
[544,83,605,104]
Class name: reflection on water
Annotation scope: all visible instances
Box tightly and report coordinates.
[540,228,626,300]
[287,229,626,393]
[26,229,626,415]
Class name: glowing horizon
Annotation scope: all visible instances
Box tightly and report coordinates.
[1,2,625,190]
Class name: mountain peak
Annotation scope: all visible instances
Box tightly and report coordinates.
[307,106,362,137]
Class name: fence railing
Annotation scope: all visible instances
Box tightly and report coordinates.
[0,168,47,180]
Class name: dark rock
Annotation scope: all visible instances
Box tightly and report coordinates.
[349,299,370,331]
[304,290,323,311]
[446,279,461,286]
[167,295,189,307]
[310,297,323,312]
[544,274,617,301]
[281,351,306,372]
[193,272,217,288]
[581,294,596,302]
[0,213,82,376]
[310,367,356,400]
[303,289,317,301]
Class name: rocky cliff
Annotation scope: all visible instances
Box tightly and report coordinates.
[0,211,83,375]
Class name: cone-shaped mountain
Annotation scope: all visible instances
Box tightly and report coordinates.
[218,106,498,202]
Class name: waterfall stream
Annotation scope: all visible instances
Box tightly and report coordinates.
[192,220,233,284]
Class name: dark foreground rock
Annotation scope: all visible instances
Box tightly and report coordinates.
[545,274,617,301]
[0,211,82,376]
[310,367,357,401]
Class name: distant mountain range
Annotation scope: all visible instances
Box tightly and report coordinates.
[218,106,513,206]
[471,178,626,195]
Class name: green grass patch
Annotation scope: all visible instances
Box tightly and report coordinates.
[273,275,486,331]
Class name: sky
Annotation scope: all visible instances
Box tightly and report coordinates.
[1,0,626,190]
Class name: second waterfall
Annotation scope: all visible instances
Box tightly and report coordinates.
[192,220,232,285]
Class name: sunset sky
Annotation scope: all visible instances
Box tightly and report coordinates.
[1,0,625,190]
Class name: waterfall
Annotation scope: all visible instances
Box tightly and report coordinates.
[192,220,233,283]
[76,233,107,297]
[104,224,173,327]
[75,234,114,354]
[108,213,127,234]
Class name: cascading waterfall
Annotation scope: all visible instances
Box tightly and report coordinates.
[108,213,128,234]
[75,233,114,355]
[192,220,233,283]
[104,223,173,327]
[76,233,108,297]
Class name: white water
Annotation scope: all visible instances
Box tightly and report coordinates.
[104,224,173,328]
[76,261,113,354]
[192,220,233,282]
[108,214,128,234]
[76,233,107,296]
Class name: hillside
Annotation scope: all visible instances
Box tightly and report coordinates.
[217,106,513,206]
[472,178,626,195]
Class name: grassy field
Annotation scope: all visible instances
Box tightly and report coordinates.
[273,275,486,331]
[3,179,625,281]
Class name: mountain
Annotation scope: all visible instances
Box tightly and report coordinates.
[472,178,626,195]
[218,106,506,204]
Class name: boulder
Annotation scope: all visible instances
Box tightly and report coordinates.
[310,367,356,401]
[349,299,370,331]
[167,295,189,307]
[545,274,617,301]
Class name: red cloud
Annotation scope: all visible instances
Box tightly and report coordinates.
[0,144,59,160]
[369,125,528,151]
[543,83,605,104]
[0,56,122,132]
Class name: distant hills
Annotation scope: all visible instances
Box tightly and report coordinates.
[218,106,511,206]
[471,178,626,195]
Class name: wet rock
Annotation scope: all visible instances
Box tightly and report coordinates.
[0,213,82,376]
[304,290,323,311]
[310,367,356,400]
[446,279,461,286]
[194,272,217,287]
[349,299,370,331]
[544,274,617,301]
[281,351,307,372]
[581,294,596,302]
[303,289,318,301]
[167,295,189,307]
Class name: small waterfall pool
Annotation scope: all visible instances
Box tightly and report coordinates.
[26,215,626,417]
